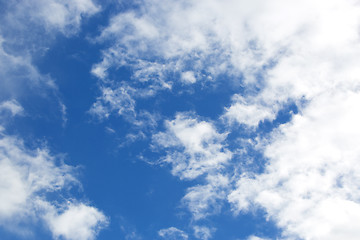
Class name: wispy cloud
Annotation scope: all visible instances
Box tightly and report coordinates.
[193,225,215,240]
[0,100,24,117]
[182,174,229,220]
[0,0,100,124]
[158,227,188,240]
[89,85,136,121]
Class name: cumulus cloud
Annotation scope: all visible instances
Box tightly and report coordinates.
[45,203,108,240]
[153,113,231,180]
[229,91,360,240]
[0,129,108,239]
[222,1,360,234]
[92,0,360,239]
[158,227,188,240]
[223,95,276,127]
[221,0,360,127]
[92,0,360,125]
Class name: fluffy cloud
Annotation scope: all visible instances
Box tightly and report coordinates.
[92,0,360,126]
[229,90,360,240]
[0,128,108,239]
[92,0,360,239]
[0,2,106,238]
[153,113,231,180]
[158,227,188,240]
[223,95,277,127]
[221,0,360,127]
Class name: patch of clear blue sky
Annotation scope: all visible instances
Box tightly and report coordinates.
[2,1,300,239]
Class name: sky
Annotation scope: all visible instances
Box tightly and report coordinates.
[1,0,360,239]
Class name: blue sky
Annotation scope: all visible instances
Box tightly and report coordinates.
[1,0,360,240]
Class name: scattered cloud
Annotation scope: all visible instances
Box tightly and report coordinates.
[1,0,99,37]
[0,100,24,117]
[223,95,276,127]
[229,90,360,240]
[89,85,136,121]
[0,38,56,99]
[2,0,360,239]
[60,101,68,127]
[247,236,270,240]
[0,128,108,239]
[181,71,197,84]
[158,227,188,240]
[0,0,100,122]
[45,203,108,240]
[153,113,231,180]
[193,225,215,240]
[182,174,229,220]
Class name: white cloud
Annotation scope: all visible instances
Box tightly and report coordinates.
[45,203,108,240]
[0,38,56,98]
[182,174,229,220]
[2,0,99,36]
[91,0,312,87]
[0,130,108,239]
[0,100,24,117]
[247,236,270,240]
[158,227,188,240]
[223,95,276,127]
[153,113,231,180]
[92,0,360,126]
[229,90,360,240]
[89,85,136,120]
[221,0,360,126]
[89,85,160,133]
[153,114,232,221]
[193,225,215,240]
[92,1,360,239]
[0,0,100,121]
[0,133,75,221]
[60,101,68,127]
[181,71,197,84]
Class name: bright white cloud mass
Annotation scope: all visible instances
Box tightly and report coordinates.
[1,0,360,239]
[0,126,107,239]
